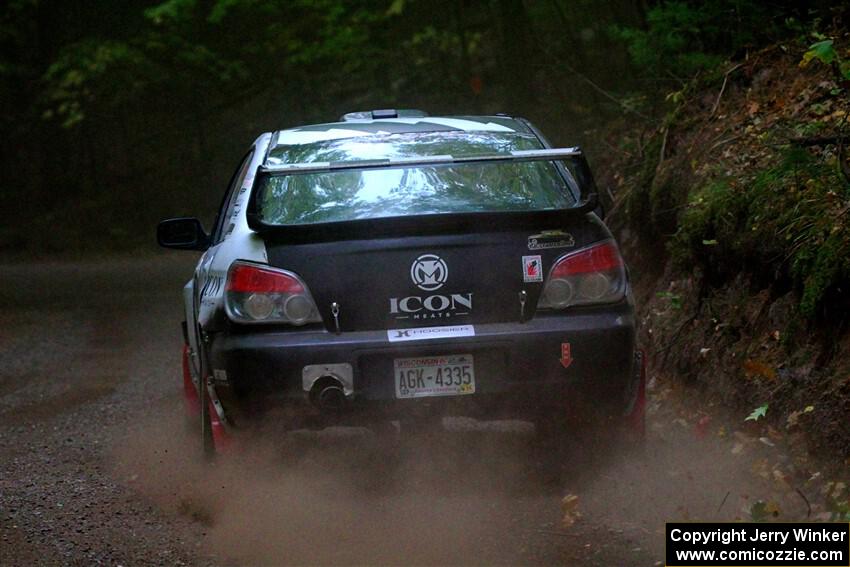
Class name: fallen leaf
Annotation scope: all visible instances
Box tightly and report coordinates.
[786,410,802,429]
[750,500,768,521]
[773,468,792,492]
[765,501,781,518]
[694,415,712,438]
[743,360,776,380]
[746,404,769,422]
[788,406,815,428]
[734,431,756,443]
[561,494,582,528]
[752,458,770,479]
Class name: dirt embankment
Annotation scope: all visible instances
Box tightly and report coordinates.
[594,36,850,513]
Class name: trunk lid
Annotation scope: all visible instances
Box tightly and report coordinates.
[263,214,609,332]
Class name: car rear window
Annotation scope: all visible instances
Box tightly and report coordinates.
[257,131,576,225]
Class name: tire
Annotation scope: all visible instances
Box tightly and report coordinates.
[621,349,647,449]
[533,349,648,483]
[532,415,579,485]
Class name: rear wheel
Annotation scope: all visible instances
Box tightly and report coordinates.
[534,350,648,482]
[532,415,580,485]
[621,349,647,448]
[181,343,215,458]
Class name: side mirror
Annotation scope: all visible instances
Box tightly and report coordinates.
[157,217,209,251]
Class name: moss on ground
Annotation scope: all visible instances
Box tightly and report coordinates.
[671,147,850,318]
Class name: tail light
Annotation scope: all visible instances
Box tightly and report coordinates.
[537,240,627,309]
[224,261,322,325]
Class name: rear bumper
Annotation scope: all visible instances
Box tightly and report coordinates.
[208,304,636,423]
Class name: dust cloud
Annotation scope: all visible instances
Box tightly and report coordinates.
[111,402,562,566]
[555,397,816,557]
[111,393,813,565]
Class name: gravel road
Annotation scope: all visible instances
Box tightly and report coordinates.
[0,256,819,566]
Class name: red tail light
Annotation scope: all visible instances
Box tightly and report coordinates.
[224,261,321,325]
[549,241,623,277]
[227,263,304,294]
[538,240,627,309]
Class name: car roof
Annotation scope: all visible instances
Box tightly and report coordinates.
[269,114,534,148]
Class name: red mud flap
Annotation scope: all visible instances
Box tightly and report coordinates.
[182,344,200,418]
[207,394,232,454]
[183,345,232,455]
[624,349,647,440]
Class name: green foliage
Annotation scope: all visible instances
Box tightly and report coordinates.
[749,499,780,522]
[749,500,768,522]
[672,147,850,318]
[42,40,150,128]
[0,0,37,79]
[611,2,721,78]
[829,500,850,521]
[144,0,197,25]
[385,0,404,16]
[746,404,768,422]
[623,135,663,237]
[803,39,836,65]
[670,178,744,271]
[610,0,792,81]
[39,0,389,130]
[801,38,850,80]
[656,291,683,310]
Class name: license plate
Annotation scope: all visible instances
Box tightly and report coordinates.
[394,354,475,399]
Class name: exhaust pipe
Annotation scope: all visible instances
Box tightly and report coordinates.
[310,377,347,412]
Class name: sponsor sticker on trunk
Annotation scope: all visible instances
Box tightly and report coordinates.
[522,255,543,283]
[528,230,575,251]
[387,324,475,343]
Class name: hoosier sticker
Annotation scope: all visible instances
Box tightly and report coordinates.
[387,324,475,343]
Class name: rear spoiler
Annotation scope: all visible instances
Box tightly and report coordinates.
[259,147,582,175]
[248,147,600,240]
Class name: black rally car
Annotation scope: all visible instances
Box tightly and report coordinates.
[157,110,645,455]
